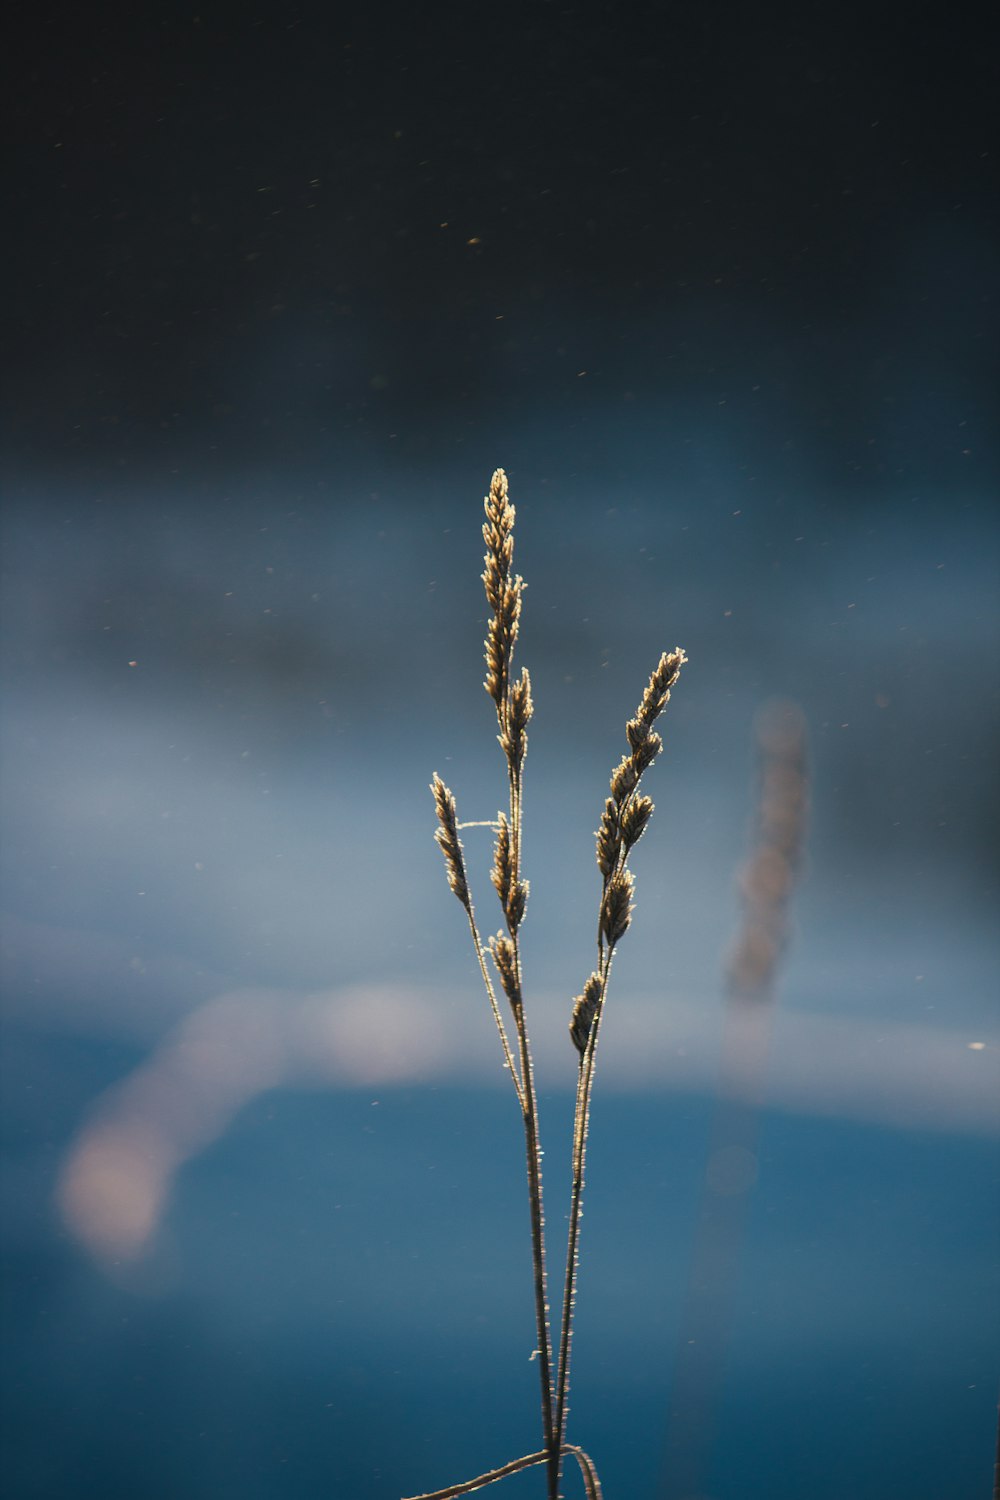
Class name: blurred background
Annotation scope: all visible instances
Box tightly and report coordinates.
[2,3,998,1497]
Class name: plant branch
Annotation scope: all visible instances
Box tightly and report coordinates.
[402,1443,603,1500]
[508,753,557,1492]
[466,905,526,1110]
[554,950,613,1470]
[554,648,687,1480]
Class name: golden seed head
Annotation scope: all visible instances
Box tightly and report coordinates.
[610,755,639,803]
[636,647,687,727]
[430,774,469,909]
[595,797,621,877]
[489,931,521,1013]
[625,716,649,753]
[620,794,654,853]
[601,869,635,947]
[570,972,603,1055]
[630,731,662,776]
[483,575,523,713]
[506,878,528,934]
[490,811,513,904]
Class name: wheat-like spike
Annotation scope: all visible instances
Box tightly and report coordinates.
[636,647,686,727]
[485,579,523,714]
[609,754,639,804]
[600,869,635,946]
[569,974,603,1056]
[620,794,654,854]
[595,799,621,878]
[502,665,533,771]
[489,813,529,935]
[481,467,515,610]
[630,729,663,776]
[489,932,522,1014]
[507,879,529,933]
[482,469,524,718]
[431,774,470,908]
[490,812,514,906]
[594,650,686,882]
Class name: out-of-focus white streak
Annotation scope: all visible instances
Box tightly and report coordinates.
[54,980,999,1265]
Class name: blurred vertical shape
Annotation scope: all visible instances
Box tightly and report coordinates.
[662,702,809,1500]
[724,701,810,1010]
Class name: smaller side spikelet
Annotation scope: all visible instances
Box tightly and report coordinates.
[570,974,604,1057]
[482,469,524,720]
[572,648,686,1053]
[489,932,522,1014]
[594,649,686,886]
[600,869,635,947]
[490,812,529,935]
[431,774,469,909]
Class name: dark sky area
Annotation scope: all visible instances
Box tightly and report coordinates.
[5,0,997,487]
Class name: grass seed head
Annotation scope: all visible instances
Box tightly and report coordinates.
[489,931,522,1013]
[636,648,687,728]
[596,798,622,877]
[503,666,534,770]
[431,774,470,909]
[570,973,603,1055]
[620,793,654,854]
[601,869,635,947]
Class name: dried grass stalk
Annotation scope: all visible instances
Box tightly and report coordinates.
[431,774,469,909]
[418,468,686,1500]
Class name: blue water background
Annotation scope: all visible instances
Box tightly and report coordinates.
[2,426,998,1499]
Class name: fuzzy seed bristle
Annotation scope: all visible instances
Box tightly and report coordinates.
[610,755,639,803]
[431,774,470,909]
[489,931,521,1013]
[503,666,533,769]
[491,814,529,934]
[620,794,654,853]
[601,869,635,947]
[482,470,525,717]
[570,973,603,1055]
[636,648,687,728]
[481,469,515,608]
[510,666,533,728]
[631,730,662,776]
[491,812,513,904]
[484,578,523,711]
[506,878,529,934]
[596,798,621,877]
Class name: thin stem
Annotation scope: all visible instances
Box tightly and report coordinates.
[465,905,526,1112]
[554,1053,589,1482]
[508,757,558,1496]
[401,1440,605,1500]
[566,1443,604,1500]
[403,1447,547,1499]
[401,1443,603,1500]
[554,949,615,1474]
[513,998,556,1494]
[509,764,522,891]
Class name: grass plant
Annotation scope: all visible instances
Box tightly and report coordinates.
[406,469,686,1500]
